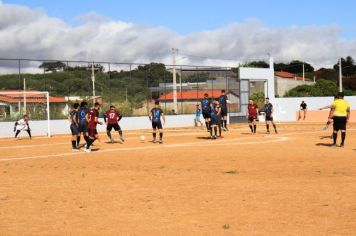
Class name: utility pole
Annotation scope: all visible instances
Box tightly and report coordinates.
[23,77,26,114]
[172,48,178,114]
[302,63,305,81]
[91,62,96,105]
[339,58,343,92]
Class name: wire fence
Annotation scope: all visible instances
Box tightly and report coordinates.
[0,58,254,121]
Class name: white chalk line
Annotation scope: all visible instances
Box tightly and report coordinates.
[0,135,287,162]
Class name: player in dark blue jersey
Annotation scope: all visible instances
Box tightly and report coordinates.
[149,100,165,143]
[68,103,80,151]
[201,93,211,132]
[264,97,277,134]
[219,90,229,131]
[78,101,90,147]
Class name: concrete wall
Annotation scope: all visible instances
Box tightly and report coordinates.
[275,78,314,97]
[274,96,356,121]
[0,114,197,138]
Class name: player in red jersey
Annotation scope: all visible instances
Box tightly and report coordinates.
[247,100,259,134]
[85,102,103,152]
[104,105,124,144]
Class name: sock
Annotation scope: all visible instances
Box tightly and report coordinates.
[253,125,256,133]
[107,131,112,139]
[159,132,163,140]
[341,131,346,144]
[15,130,20,137]
[333,132,337,144]
[153,132,156,139]
[84,135,90,144]
[266,124,270,132]
[119,130,123,137]
[249,125,253,132]
[27,130,32,138]
[205,122,209,130]
[87,139,93,148]
[220,120,224,128]
[273,124,277,132]
[77,136,81,146]
[224,120,227,129]
[218,125,222,136]
[71,140,76,148]
[209,127,212,137]
[214,127,217,136]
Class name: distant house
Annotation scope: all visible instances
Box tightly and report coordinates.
[0,90,66,120]
[159,90,240,113]
[275,71,314,97]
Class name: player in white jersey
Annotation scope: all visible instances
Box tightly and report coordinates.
[14,114,32,139]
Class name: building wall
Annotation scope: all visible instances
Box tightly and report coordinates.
[275,77,314,97]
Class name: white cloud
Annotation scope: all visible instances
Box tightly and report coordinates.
[0,2,355,69]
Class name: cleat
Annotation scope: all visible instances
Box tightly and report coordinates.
[72,148,80,152]
[213,135,217,139]
[266,131,270,134]
[331,144,337,148]
[110,138,115,144]
[340,143,344,148]
[210,136,213,139]
[120,136,125,142]
[84,148,91,153]
[158,139,163,144]
[152,139,157,143]
[275,130,278,134]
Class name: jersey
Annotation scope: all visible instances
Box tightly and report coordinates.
[332,99,350,117]
[201,98,211,113]
[300,102,307,110]
[105,110,120,125]
[264,103,273,116]
[69,110,79,124]
[210,104,217,117]
[87,109,99,129]
[151,107,163,122]
[79,107,89,124]
[195,108,201,118]
[219,95,228,109]
[248,104,258,117]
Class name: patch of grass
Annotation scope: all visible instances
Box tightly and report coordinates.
[222,224,230,229]
[223,170,238,175]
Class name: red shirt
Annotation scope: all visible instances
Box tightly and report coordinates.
[105,109,120,125]
[87,109,99,129]
[248,104,258,118]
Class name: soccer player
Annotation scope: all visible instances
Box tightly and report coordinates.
[298,101,307,120]
[68,103,80,151]
[104,105,124,144]
[209,100,219,139]
[14,114,31,139]
[194,104,203,127]
[247,100,258,134]
[149,100,165,143]
[85,102,103,152]
[201,93,211,132]
[264,97,278,134]
[219,90,229,131]
[214,100,223,137]
[329,92,350,147]
[78,101,90,147]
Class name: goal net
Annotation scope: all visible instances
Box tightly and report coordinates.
[0,91,50,137]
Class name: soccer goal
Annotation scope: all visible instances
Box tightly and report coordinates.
[0,91,51,137]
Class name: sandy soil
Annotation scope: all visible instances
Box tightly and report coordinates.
[0,122,356,235]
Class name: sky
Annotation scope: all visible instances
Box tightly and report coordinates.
[1,0,356,68]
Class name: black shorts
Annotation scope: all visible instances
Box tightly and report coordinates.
[333,116,347,131]
[70,124,79,135]
[202,111,211,119]
[88,128,98,138]
[210,115,220,125]
[265,115,273,121]
[221,108,228,117]
[107,123,121,131]
[152,121,162,130]
[248,116,257,123]
[78,122,88,133]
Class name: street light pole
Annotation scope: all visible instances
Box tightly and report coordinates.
[339,58,343,92]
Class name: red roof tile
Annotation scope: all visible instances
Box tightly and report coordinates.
[0,90,66,103]
[160,90,223,101]
[275,71,305,81]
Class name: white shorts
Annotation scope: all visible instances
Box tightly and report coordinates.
[16,124,29,131]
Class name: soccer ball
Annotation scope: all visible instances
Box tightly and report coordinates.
[140,135,145,142]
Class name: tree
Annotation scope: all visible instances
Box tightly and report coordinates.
[333,56,356,76]
[274,60,314,74]
[284,79,338,97]
[241,61,269,68]
[39,61,66,72]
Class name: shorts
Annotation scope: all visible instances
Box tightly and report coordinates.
[265,115,273,121]
[210,115,220,125]
[152,121,162,130]
[220,108,228,117]
[88,128,98,138]
[248,116,257,123]
[202,111,211,119]
[333,116,347,131]
[70,124,79,135]
[107,123,121,132]
[78,122,88,133]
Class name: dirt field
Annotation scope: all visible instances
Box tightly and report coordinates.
[0,122,356,235]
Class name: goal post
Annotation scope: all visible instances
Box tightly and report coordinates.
[0,91,51,137]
